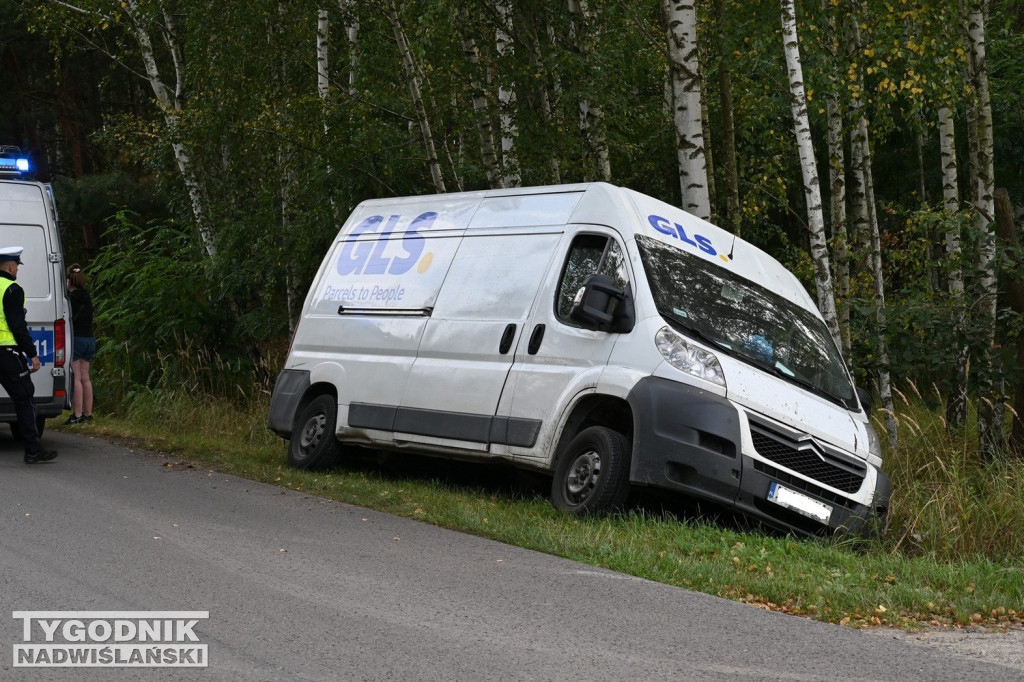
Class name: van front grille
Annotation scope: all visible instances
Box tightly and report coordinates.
[749,423,866,494]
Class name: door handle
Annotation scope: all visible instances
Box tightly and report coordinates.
[528,324,546,355]
[499,323,516,354]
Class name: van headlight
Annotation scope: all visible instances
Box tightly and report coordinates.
[866,422,883,458]
[655,327,726,388]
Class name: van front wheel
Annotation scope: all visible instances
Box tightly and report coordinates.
[288,394,343,470]
[551,426,630,515]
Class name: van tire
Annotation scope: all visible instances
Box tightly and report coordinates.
[288,394,343,470]
[551,426,630,515]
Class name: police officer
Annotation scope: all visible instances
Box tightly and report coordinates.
[0,247,57,463]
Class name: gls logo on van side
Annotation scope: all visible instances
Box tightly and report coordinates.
[648,214,731,262]
[336,212,438,275]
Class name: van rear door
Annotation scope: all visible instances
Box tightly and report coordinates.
[0,182,64,410]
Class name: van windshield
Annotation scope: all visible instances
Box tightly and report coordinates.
[636,235,856,408]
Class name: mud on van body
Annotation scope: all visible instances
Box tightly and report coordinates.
[0,151,72,437]
[268,183,890,537]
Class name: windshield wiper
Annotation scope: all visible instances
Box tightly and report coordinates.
[657,307,731,353]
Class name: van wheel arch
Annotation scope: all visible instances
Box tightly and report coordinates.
[549,395,633,515]
[288,387,343,470]
[552,394,633,469]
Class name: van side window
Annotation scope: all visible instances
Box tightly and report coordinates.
[556,234,628,323]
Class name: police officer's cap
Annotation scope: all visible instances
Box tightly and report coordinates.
[0,247,23,264]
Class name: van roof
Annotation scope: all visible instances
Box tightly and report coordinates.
[348,182,819,317]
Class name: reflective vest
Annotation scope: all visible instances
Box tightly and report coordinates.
[0,277,19,346]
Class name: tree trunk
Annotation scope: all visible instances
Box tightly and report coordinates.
[779,0,841,347]
[822,0,850,361]
[939,105,969,431]
[967,0,1001,461]
[386,0,446,193]
[457,6,502,188]
[663,0,711,220]
[125,0,216,258]
[494,0,521,188]
[337,0,359,95]
[861,118,897,450]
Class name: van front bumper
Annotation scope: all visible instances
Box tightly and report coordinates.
[627,376,889,537]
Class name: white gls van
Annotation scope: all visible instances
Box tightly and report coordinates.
[268,182,890,536]
[0,149,72,437]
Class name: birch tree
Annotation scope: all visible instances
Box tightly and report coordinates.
[338,0,359,96]
[821,0,850,360]
[663,0,711,219]
[940,101,969,430]
[845,7,896,446]
[42,0,217,258]
[494,0,521,187]
[966,0,1001,460]
[457,5,502,187]
[570,0,611,182]
[385,0,446,193]
[779,0,840,347]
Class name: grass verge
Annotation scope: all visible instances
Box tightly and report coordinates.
[56,384,1023,633]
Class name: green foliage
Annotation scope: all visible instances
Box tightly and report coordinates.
[90,211,255,391]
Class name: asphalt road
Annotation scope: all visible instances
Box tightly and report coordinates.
[0,429,1021,681]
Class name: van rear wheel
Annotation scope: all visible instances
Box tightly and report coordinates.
[551,426,630,515]
[288,394,343,470]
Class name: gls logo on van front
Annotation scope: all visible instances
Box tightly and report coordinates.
[336,212,437,275]
[648,214,731,262]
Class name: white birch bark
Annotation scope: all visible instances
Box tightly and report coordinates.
[494,0,521,188]
[663,0,711,219]
[571,0,610,182]
[939,105,968,429]
[967,0,1001,459]
[337,0,359,95]
[317,10,330,97]
[123,0,216,258]
[386,0,445,193]
[779,0,840,346]
[459,6,502,187]
[861,117,897,449]
[845,10,896,446]
[822,1,850,360]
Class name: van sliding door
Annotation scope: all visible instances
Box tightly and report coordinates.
[394,231,561,450]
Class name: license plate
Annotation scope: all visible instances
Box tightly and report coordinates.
[767,482,832,524]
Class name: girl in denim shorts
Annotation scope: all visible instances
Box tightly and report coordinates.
[65,264,95,425]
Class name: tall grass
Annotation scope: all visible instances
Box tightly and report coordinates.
[879,383,1024,563]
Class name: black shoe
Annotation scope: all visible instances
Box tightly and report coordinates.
[25,449,58,463]
[63,415,84,425]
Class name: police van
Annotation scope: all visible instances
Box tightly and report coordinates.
[268,182,890,536]
[0,147,72,437]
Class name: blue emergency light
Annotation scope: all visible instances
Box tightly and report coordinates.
[0,146,31,176]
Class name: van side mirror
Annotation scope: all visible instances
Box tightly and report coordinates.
[569,274,634,333]
[856,386,873,413]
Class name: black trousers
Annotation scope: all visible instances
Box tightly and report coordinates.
[0,347,40,454]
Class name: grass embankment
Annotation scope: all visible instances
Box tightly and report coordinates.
[62,376,1023,632]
